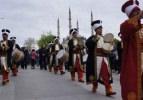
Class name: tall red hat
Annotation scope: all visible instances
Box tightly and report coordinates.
[121,0,140,17]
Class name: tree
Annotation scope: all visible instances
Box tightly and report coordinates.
[114,38,120,45]
[37,32,56,48]
[24,38,35,50]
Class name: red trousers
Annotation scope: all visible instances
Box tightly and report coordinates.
[71,55,83,81]
[100,59,113,93]
[54,65,64,74]
[2,68,9,83]
[54,58,65,73]
[12,64,18,76]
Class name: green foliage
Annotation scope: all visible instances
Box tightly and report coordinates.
[114,38,120,45]
[37,32,55,48]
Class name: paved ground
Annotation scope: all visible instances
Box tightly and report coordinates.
[0,67,122,100]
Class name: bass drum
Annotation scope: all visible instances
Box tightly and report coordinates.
[57,49,65,59]
[12,48,24,62]
[103,33,114,52]
[102,43,113,52]
[83,54,88,63]
[63,51,69,62]
[57,49,69,63]
[103,33,114,43]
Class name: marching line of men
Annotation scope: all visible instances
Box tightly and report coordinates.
[47,0,143,99]
[0,15,121,99]
[1,1,142,99]
[0,29,22,85]
[47,21,117,96]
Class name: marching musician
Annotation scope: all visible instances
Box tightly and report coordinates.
[86,20,116,96]
[10,36,21,76]
[51,37,65,74]
[0,29,13,85]
[68,28,84,83]
[120,0,143,100]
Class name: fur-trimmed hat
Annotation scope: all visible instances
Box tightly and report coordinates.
[2,29,10,35]
[91,20,102,30]
[70,28,78,35]
[10,36,16,40]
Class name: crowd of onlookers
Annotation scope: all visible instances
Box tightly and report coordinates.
[19,47,48,70]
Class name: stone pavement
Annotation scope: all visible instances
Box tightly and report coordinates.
[0,68,122,100]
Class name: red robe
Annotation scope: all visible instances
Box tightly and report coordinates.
[120,20,141,100]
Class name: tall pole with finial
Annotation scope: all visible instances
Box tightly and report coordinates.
[69,8,72,34]
[91,11,94,35]
[57,17,60,39]
[77,20,79,32]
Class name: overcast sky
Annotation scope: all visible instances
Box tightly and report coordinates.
[0,0,143,46]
